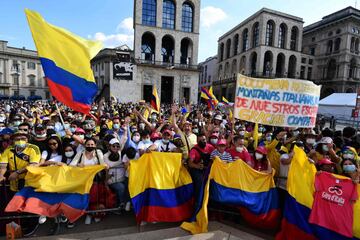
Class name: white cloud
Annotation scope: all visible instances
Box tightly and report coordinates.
[200,6,228,28]
[116,17,134,33]
[88,17,134,49]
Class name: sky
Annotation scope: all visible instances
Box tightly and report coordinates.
[0,0,358,62]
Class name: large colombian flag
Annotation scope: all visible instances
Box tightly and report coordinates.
[276,146,360,240]
[150,85,160,113]
[5,165,104,222]
[128,152,193,223]
[25,9,102,114]
[181,157,280,234]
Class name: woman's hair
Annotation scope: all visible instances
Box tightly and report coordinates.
[45,135,63,161]
[84,137,97,145]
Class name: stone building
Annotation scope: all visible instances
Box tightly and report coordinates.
[198,55,217,93]
[303,6,360,98]
[0,40,49,99]
[130,0,200,104]
[215,8,312,100]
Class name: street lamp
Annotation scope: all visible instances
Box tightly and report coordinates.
[11,63,20,97]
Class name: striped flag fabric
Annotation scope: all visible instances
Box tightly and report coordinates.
[150,85,160,112]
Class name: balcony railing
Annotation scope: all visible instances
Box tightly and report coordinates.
[134,58,198,71]
[213,72,292,86]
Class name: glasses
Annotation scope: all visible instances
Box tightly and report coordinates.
[111,144,121,148]
[48,142,58,146]
[19,128,28,132]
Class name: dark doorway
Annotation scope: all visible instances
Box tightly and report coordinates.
[183,87,190,104]
[161,76,173,103]
[143,85,153,103]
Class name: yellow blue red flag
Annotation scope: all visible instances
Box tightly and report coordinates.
[25,9,102,114]
[181,157,280,234]
[128,152,194,223]
[5,165,104,222]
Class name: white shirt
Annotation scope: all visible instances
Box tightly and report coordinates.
[41,151,62,163]
[104,151,126,184]
[153,139,176,152]
[137,140,153,151]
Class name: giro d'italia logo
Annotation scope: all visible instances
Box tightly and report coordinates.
[328,186,343,196]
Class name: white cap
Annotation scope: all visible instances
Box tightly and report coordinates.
[214,115,222,121]
[109,138,120,145]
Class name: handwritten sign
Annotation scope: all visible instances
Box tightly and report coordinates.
[234,74,321,128]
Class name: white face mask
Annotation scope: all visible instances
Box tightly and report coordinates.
[236,146,244,152]
[78,135,85,140]
[255,153,263,160]
[343,153,354,160]
[322,145,329,152]
[306,138,316,145]
[65,151,74,158]
[293,131,300,137]
[210,138,218,145]
[132,135,140,143]
[239,131,245,136]
[139,123,145,130]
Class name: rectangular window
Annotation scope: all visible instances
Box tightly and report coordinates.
[307,67,312,80]
[310,47,315,56]
[300,66,306,79]
[301,58,306,64]
[162,1,175,29]
[142,0,157,26]
[27,62,36,70]
[101,62,104,70]
[309,59,313,65]
[28,76,35,86]
[13,75,19,85]
[30,90,35,96]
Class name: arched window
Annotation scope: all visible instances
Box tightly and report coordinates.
[250,52,257,76]
[263,51,273,76]
[233,34,239,56]
[288,55,297,78]
[226,39,231,59]
[182,2,193,32]
[265,21,274,46]
[290,26,298,51]
[334,38,341,52]
[327,40,333,54]
[356,38,360,53]
[162,0,175,29]
[232,59,237,74]
[351,37,355,52]
[275,53,285,77]
[162,35,174,63]
[239,56,246,73]
[28,75,35,86]
[142,0,157,26]
[327,59,336,79]
[220,43,224,61]
[224,62,230,78]
[349,58,357,79]
[218,65,223,80]
[252,22,259,48]
[242,29,249,52]
[141,32,156,62]
[278,23,287,49]
[180,38,193,64]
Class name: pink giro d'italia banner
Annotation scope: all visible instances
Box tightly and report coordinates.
[234,74,321,128]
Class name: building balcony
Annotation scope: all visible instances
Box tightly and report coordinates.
[134,58,199,71]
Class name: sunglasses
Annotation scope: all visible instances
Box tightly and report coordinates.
[19,128,28,131]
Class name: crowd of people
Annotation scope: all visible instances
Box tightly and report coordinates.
[0,98,359,233]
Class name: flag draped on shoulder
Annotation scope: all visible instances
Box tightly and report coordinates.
[128,152,194,223]
[25,9,102,114]
[150,85,160,112]
[181,157,280,234]
[276,146,360,240]
[5,165,104,222]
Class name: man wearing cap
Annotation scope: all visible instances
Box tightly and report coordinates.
[148,129,177,152]
[316,158,336,173]
[0,130,41,193]
[0,128,14,153]
[30,124,48,153]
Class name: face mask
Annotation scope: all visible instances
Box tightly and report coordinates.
[293,131,300,137]
[15,140,27,148]
[70,127,76,133]
[47,126,55,130]
[198,141,207,148]
[306,138,316,145]
[162,139,169,144]
[36,133,47,138]
[139,123,145,130]
[255,153,263,160]
[78,135,85,140]
[343,153,355,160]
[143,138,151,144]
[85,146,95,152]
[13,121,21,126]
[236,146,244,152]
[322,145,329,152]
[132,136,140,143]
[85,133,93,138]
[234,125,240,130]
[239,131,245,136]
[193,128,199,134]
[113,124,120,130]
[64,123,70,130]
[151,115,157,120]
[210,138,218,145]
[343,164,356,173]
[65,151,74,158]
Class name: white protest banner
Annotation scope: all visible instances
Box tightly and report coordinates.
[234,74,321,128]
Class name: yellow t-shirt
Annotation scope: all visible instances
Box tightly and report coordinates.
[0,144,41,191]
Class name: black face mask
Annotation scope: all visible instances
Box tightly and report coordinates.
[198,141,207,148]
[85,146,96,152]
[109,152,120,162]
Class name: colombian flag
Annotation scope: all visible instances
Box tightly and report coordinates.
[200,87,218,110]
[128,152,194,223]
[25,9,102,114]
[276,146,360,240]
[181,157,280,234]
[150,85,160,112]
[5,165,104,222]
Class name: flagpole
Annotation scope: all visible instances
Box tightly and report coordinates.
[55,101,66,128]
